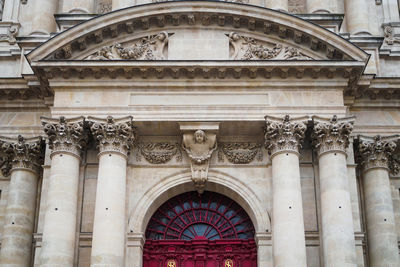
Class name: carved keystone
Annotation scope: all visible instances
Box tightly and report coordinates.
[180,123,219,194]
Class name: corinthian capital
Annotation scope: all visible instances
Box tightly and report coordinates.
[357,135,400,174]
[264,115,309,156]
[312,115,355,156]
[0,135,44,176]
[41,116,88,158]
[88,116,136,157]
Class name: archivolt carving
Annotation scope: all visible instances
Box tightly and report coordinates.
[136,142,182,164]
[229,32,313,60]
[86,32,168,60]
[218,142,263,164]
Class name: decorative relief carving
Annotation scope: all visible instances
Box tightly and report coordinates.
[97,0,112,14]
[86,32,168,60]
[288,0,306,14]
[383,26,400,45]
[312,115,355,156]
[136,142,182,164]
[0,135,44,176]
[264,115,308,156]
[182,130,217,194]
[218,142,262,164]
[357,135,400,174]
[42,116,88,158]
[229,32,313,60]
[0,25,19,45]
[88,116,136,157]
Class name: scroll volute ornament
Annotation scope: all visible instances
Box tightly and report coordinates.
[357,135,400,174]
[264,115,308,156]
[312,115,355,156]
[182,130,217,194]
[0,135,44,176]
[88,116,136,157]
[41,116,88,158]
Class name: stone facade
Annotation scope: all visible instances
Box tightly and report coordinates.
[0,0,399,267]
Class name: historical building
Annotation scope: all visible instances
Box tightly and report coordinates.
[0,0,399,266]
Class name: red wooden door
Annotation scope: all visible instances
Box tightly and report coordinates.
[143,192,257,267]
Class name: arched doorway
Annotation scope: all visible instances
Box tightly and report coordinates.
[143,191,257,267]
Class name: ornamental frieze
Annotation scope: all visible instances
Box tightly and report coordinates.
[312,115,355,156]
[357,135,400,174]
[88,116,137,157]
[264,115,308,156]
[0,135,44,176]
[41,116,88,158]
[86,32,168,60]
[136,142,182,164]
[218,142,263,164]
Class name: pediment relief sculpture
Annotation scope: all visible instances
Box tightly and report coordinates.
[86,31,168,60]
[229,32,313,60]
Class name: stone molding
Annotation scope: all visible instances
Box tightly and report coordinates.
[312,115,355,156]
[218,142,262,164]
[0,135,44,176]
[357,135,400,174]
[136,142,182,164]
[182,129,218,194]
[41,116,88,159]
[264,115,309,157]
[88,116,136,158]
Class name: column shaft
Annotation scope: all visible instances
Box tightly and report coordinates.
[61,0,95,14]
[272,152,307,267]
[40,153,81,266]
[363,168,399,266]
[267,0,288,12]
[318,152,357,267]
[90,153,127,267]
[31,0,58,35]
[307,0,333,14]
[0,170,38,266]
[344,0,370,35]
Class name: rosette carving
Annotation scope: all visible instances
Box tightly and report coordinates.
[0,135,44,176]
[182,130,217,194]
[357,135,400,174]
[41,116,88,158]
[312,115,355,156]
[88,116,136,157]
[218,142,262,164]
[264,115,308,156]
[136,142,182,164]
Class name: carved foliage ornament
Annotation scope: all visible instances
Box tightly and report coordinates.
[383,25,400,45]
[312,115,355,156]
[182,130,217,194]
[0,135,44,176]
[42,116,88,158]
[218,142,262,164]
[136,142,182,164]
[88,116,136,157]
[229,32,313,60]
[264,115,308,156]
[358,135,400,174]
[86,32,168,60]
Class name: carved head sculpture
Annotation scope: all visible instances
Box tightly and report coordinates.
[194,130,206,144]
[157,31,168,41]
[229,32,240,42]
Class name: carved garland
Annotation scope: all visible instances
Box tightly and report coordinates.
[136,142,182,164]
[218,142,263,164]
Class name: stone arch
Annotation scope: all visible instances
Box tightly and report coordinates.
[127,169,271,235]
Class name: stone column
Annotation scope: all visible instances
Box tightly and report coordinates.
[61,0,95,14]
[312,115,357,267]
[264,115,308,267]
[0,135,44,266]
[358,135,400,267]
[267,0,288,12]
[307,0,333,14]
[344,0,370,35]
[88,116,136,267]
[30,0,58,35]
[112,0,132,11]
[40,116,88,267]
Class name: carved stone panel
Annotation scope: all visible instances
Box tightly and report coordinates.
[218,142,263,164]
[97,0,112,14]
[136,142,182,164]
[288,0,306,14]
